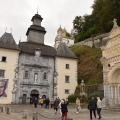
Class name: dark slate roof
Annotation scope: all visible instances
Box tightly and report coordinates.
[18,42,57,57]
[57,42,77,59]
[26,25,46,35]
[0,32,20,50]
[31,14,43,21]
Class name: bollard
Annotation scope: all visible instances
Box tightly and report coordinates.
[23,110,28,119]
[2,106,5,112]
[6,107,11,114]
[33,112,38,120]
[0,107,2,112]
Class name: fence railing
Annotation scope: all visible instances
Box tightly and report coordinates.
[0,106,73,120]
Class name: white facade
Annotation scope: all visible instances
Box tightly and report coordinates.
[55,57,77,99]
[101,19,120,107]
[0,48,20,104]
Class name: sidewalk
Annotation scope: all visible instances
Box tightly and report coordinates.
[0,112,30,120]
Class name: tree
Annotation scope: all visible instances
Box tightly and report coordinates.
[73,16,84,32]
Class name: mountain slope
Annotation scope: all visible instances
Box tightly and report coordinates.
[70,45,103,85]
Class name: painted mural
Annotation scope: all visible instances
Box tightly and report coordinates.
[0,79,8,98]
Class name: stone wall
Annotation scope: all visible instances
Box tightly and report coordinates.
[74,33,109,48]
[85,84,104,95]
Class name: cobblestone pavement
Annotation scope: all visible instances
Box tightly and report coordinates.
[0,104,120,120]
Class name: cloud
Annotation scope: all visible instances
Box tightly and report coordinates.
[0,0,94,46]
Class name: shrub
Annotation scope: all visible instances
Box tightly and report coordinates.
[68,94,86,103]
[87,91,104,102]
[68,94,80,103]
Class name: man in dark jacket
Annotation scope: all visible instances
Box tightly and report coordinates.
[88,97,97,120]
[45,98,50,108]
[33,97,38,108]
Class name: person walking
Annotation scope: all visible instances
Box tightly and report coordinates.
[88,97,97,120]
[97,97,102,119]
[54,98,60,114]
[76,97,80,113]
[39,97,44,108]
[61,99,68,120]
[33,97,38,108]
[45,98,50,108]
[50,98,54,108]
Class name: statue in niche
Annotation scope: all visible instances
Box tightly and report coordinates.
[12,82,18,93]
[34,73,38,83]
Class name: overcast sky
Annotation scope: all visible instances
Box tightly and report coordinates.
[0,0,94,46]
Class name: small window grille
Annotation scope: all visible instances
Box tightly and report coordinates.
[65,89,69,94]
[25,71,29,78]
[66,64,69,69]
[0,70,5,77]
[65,76,70,83]
[43,73,47,79]
[1,57,6,62]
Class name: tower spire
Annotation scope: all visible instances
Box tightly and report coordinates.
[36,6,39,14]
[5,27,8,33]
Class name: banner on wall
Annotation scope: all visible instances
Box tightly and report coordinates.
[0,79,8,98]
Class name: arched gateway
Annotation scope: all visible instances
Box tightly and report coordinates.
[100,19,120,107]
[30,90,39,104]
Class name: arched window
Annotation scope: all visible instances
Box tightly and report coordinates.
[43,73,47,79]
[25,71,29,78]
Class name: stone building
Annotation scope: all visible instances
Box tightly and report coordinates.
[13,13,57,104]
[0,32,20,104]
[55,42,77,99]
[100,19,120,106]
[54,26,74,49]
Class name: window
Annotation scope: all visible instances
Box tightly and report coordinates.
[43,73,47,79]
[108,64,110,67]
[65,89,69,94]
[25,71,29,78]
[65,76,70,83]
[0,70,5,77]
[66,64,69,69]
[35,48,41,57]
[1,56,6,62]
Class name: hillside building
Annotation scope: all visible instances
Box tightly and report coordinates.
[54,26,74,49]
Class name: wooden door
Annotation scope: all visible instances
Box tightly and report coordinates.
[22,94,27,104]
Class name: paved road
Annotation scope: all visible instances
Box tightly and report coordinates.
[0,115,15,120]
[0,104,120,120]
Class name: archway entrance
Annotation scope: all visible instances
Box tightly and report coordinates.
[110,68,120,99]
[30,90,39,104]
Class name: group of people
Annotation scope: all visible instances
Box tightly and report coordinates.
[88,97,102,120]
[76,97,102,120]
[32,96,102,120]
[32,97,68,120]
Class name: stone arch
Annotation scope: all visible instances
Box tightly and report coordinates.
[30,89,39,104]
[110,65,120,83]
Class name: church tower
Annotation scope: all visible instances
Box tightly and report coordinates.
[26,14,46,44]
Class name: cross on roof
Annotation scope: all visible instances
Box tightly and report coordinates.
[113,18,117,26]
[5,27,8,33]
[10,28,13,34]
[36,6,39,14]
